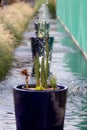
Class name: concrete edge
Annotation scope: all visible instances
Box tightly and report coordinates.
[57,16,87,61]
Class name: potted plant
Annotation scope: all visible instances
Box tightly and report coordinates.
[13,2,68,130]
[13,37,68,130]
[13,70,68,130]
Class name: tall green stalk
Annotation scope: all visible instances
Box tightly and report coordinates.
[34,54,40,87]
[41,57,45,88]
[45,37,49,87]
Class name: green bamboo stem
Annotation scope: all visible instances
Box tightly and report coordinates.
[45,36,49,87]
[34,54,40,87]
[41,57,45,88]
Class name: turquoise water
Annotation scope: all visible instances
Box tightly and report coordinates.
[57,0,87,54]
[53,20,87,130]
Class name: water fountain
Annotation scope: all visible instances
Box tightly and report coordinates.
[30,1,54,76]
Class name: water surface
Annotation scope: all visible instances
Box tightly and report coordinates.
[54,21,87,130]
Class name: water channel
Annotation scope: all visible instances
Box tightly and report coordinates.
[0,18,87,130]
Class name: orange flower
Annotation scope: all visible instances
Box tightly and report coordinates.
[21,69,29,76]
[21,69,30,89]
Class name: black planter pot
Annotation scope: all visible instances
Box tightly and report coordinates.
[30,37,54,58]
[34,22,40,37]
[34,22,50,37]
[34,22,50,30]
[30,37,54,76]
[13,84,68,130]
[30,37,46,58]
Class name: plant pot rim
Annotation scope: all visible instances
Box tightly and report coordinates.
[13,84,68,93]
[34,22,50,24]
[30,36,54,38]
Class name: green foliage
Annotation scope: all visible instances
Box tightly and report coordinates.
[34,54,40,87]
[50,76,57,90]
[34,54,47,90]
[34,37,51,90]
[45,38,49,87]
[48,0,56,18]
[0,44,13,80]
[41,57,45,88]
[0,2,34,80]
[34,0,45,12]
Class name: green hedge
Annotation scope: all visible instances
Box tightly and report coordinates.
[0,2,34,80]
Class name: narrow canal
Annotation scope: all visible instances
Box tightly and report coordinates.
[54,21,87,130]
[0,18,87,130]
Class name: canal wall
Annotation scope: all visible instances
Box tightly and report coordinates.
[56,0,87,60]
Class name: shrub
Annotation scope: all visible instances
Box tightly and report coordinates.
[48,0,56,18]
[0,2,34,42]
[0,2,34,80]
